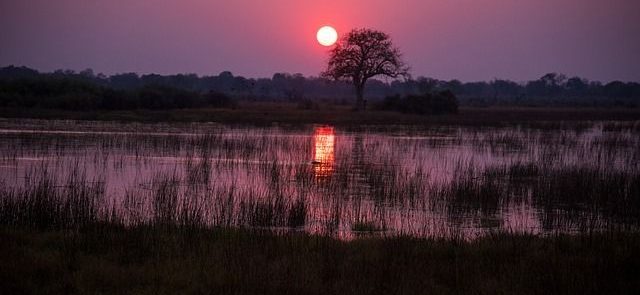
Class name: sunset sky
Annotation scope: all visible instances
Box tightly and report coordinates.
[1,0,639,82]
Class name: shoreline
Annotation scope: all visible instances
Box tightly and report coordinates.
[1,105,639,126]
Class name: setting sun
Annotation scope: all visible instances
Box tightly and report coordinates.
[316,26,338,46]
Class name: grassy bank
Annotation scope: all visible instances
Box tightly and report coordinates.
[1,104,639,126]
[2,169,637,294]
[1,226,639,295]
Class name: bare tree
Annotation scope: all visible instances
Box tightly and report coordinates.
[322,28,409,110]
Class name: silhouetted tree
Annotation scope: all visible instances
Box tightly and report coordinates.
[322,28,409,110]
[416,77,440,93]
[540,72,566,96]
[110,73,140,89]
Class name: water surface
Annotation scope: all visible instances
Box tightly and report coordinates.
[1,119,638,238]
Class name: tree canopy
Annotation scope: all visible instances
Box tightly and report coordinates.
[322,28,409,110]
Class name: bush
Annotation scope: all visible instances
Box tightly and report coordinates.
[203,91,237,109]
[0,75,241,111]
[0,77,103,110]
[136,85,193,109]
[379,90,458,115]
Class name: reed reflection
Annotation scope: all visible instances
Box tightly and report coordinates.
[312,126,335,178]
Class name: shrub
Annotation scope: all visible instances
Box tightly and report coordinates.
[203,91,237,109]
[379,90,459,115]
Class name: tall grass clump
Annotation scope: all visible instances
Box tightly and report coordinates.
[0,167,104,230]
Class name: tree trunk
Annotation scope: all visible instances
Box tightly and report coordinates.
[355,83,365,111]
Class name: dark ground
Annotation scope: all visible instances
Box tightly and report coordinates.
[2,226,639,295]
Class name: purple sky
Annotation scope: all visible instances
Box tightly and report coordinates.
[1,0,639,82]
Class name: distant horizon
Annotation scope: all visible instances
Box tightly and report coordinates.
[3,64,639,84]
[2,1,639,82]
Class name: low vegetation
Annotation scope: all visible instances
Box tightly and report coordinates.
[1,118,639,294]
[0,76,236,110]
[378,90,458,114]
[0,105,638,126]
[1,168,638,294]
[1,225,639,294]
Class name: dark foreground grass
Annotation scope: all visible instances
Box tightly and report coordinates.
[1,104,639,126]
[1,226,639,295]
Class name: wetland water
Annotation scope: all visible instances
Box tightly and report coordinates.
[1,119,638,238]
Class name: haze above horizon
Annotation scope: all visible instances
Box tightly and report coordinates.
[1,0,639,82]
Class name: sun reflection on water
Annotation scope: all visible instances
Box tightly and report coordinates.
[312,126,335,178]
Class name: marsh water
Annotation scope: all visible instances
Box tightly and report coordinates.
[1,119,638,239]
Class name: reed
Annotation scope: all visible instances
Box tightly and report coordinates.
[0,118,639,238]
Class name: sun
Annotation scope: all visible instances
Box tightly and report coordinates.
[317,26,338,47]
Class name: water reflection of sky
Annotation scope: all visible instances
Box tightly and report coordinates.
[0,120,637,239]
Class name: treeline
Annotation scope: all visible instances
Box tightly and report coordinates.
[0,67,235,110]
[439,73,640,107]
[1,65,639,110]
